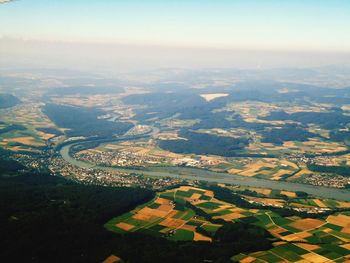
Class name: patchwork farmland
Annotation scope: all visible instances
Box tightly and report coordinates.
[105,186,261,242]
[106,185,350,262]
[106,186,218,241]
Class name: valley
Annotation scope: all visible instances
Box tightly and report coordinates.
[1,68,350,263]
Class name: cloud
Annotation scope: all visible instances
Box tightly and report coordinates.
[0,0,15,4]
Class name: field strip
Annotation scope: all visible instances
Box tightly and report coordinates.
[269,250,291,262]
[140,202,175,230]
[326,254,349,262]
[296,221,327,233]
[265,212,288,232]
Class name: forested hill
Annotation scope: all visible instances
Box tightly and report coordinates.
[158,129,249,156]
[0,94,20,109]
[43,103,133,137]
[0,169,154,263]
[0,160,272,263]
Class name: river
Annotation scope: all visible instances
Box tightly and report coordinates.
[60,143,350,201]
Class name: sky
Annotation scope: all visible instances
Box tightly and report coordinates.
[1,0,350,70]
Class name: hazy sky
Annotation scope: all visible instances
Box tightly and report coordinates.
[1,0,350,70]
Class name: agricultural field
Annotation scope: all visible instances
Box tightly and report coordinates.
[218,101,348,156]
[287,168,314,181]
[234,211,350,262]
[84,139,184,167]
[289,198,350,210]
[222,101,281,122]
[282,139,348,154]
[105,186,262,242]
[88,139,300,180]
[311,153,350,167]
[225,158,299,180]
[246,138,348,156]
[34,85,350,189]
[77,138,302,181]
[105,186,218,241]
[222,101,329,125]
[0,103,60,152]
[229,185,350,210]
[76,139,230,169]
[105,185,350,262]
[101,139,176,157]
[228,188,350,262]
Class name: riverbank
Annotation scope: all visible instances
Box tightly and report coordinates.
[60,142,350,201]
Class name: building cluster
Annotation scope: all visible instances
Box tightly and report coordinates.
[11,153,46,169]
[10,152,182,189]
[288,154,338,166]
[287,154,349,188]
[48,156,182,189]
[74,150,164,167]
[307,155,339,166]
[243,196,331,214]
[74,149,222,170]
[170,157,219,168]
[303,173,349,188]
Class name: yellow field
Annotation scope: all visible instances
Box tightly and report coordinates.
[326,214,350,228]
[6,146,41,153]
[237,159,276,177]
[301,253,330,263]
[296,243,321,251]
[226,158,297,180]
[270,169,292,180]
[227,168,242,174]
[290,218,325,231]
[312,199,327,208]
[116,222,135,231]
[193,232,212,241]
[36,131,56,140]
[317,153,350,166]
[102,255,122,263]
[287,168,312,180]
[337,201,350,208]
[280,191,297,198]
[283,139,347,154]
